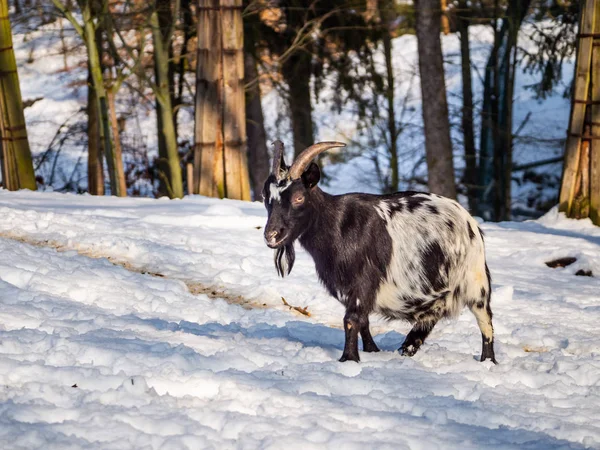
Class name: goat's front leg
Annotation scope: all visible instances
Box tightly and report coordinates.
[360,315,380,353]
[340,303,364,362]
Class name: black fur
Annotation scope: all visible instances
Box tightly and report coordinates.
[420,240,447,292]
[468,222,476,240]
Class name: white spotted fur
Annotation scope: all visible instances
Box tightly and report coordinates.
[374,194,488,322]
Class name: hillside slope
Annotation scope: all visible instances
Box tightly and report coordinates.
[0,190,598,448]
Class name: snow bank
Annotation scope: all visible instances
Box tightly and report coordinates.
[0,190,598,448]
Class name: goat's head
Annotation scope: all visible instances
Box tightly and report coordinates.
[262,140,345,276]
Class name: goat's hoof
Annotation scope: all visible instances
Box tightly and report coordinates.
[480,355,498,365]
[339,353,360,363]
[399,344,418,357]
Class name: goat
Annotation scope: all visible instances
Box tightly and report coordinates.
[263,140,497,364]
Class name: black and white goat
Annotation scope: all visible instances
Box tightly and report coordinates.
[263,140,497,364]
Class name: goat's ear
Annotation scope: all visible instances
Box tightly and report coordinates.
[301,162,320,188]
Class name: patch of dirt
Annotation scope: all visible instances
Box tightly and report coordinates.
[523,345,549,353]
[0,231,273,311]
[186,283,268,310]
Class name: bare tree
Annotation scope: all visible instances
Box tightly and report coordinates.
[52,0,126,196]
[151,0,184,198]
[244,50,270,200]
[414,0,456,199]
[478,0,532,220]
[457,0,476,211]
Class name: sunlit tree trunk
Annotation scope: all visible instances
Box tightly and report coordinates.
[194,0,250,200]
[0,2,36,190]
[195,0,223,197]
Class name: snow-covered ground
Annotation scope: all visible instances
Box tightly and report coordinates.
[0,190,599,448]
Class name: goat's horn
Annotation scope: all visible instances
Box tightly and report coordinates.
[271,140,286,180]
[289,141,346,180]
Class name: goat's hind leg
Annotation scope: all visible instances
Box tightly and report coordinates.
[399,319,437,357]
[470,300,498,364]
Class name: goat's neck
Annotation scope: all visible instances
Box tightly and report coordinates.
[298,187,338,255]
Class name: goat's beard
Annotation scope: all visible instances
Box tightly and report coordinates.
[274,243,295,277]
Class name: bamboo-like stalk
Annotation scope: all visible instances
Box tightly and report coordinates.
[0,1,36,191]
[80,0,124,196]
[559,0,596,215]
[186,162,193,195]
[151,8,184,199]
[440,0,450,35]
[589,2,600,225]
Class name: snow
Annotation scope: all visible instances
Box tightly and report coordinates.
[11,15,570,212]
[0,189,599,448]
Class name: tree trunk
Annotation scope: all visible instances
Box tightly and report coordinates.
[195,0,225,197]
[590,2,600,226]
[479,0,531,220]
[559,0,595,217]
[244,50,270,200]
[175,0,193,125]
[281,51,314,158]
[381,0,398,193]
[154,0,176,182]
[0,3,36,190]
[107,87,127,196]
[457,0,476,211]
[151,8,183,199]
[415,0,456,199]
[221,0,250,200]
[82,0,123,196]
[87,68,104,195]
[194,0,250,200]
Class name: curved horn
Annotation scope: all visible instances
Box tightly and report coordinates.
[271,140,286,180]
[289,141,346,180]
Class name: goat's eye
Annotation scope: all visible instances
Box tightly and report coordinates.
[292,195,305,206]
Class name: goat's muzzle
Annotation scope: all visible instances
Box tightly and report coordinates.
[264,229,287,249]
